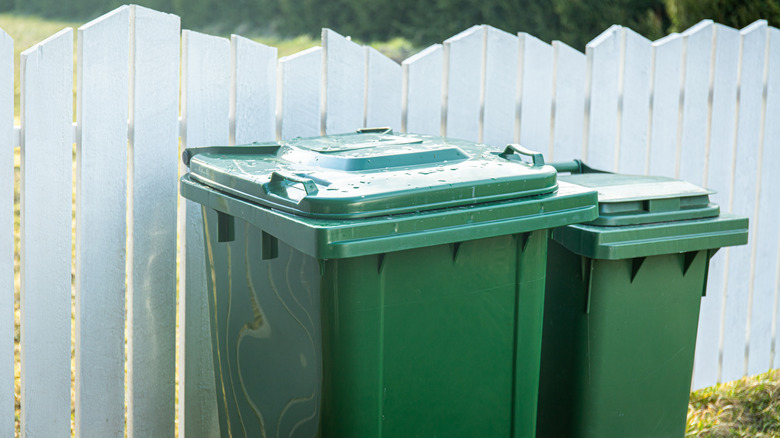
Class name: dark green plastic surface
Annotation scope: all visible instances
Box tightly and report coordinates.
[538,241,712,438]
[182,134,601,437]
[538,168,749,438]
[186,131,559,219]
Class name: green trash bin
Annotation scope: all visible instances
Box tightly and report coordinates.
[537,161,748,438]
[180,129,598,437]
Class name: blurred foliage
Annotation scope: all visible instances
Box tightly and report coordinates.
[3,0,779,50]
[666,0,780,33]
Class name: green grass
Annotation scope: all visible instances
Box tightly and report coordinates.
[687,369,780,437]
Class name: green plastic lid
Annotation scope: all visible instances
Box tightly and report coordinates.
[185,129,558,219]
[559,173,718,226]
[551,169,748,260]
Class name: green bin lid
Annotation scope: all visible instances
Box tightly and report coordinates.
[559,173,718,226]
[185,129,558,219]
[552,171,748,260]
[180,130,600,259]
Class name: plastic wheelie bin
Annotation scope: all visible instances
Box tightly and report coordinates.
[536,160,749,438]
[179,129,598,437]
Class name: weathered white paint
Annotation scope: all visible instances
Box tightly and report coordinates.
[231,35,277,144]
[127,6,180,437]
[748,25,780,376]
[585,25,621,171]
[180,29,230,438]
[322,29,365,134]
[721,20,767,383]
[364,46,402,132]
[19,27,73,438]
[647,33,683,177]
[0,26,11,438]
[694,23,740,390]
[770,28,780,371]
[550,40,586,162]
[278,46,322,140]
[443,25,483,142]
[517,33,553,156]
[402,44,443,135]
[75,7,129,438]
[482,26,517,148]
[616,28,650,175]
[678,20,714,184]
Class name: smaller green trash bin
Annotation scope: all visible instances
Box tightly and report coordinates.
[180,130,598,437]
[537,162,748,438]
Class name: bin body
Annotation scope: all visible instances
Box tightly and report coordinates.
[181,131,598,437]
[537,171,748,438]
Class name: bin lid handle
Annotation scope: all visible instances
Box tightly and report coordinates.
[500,144,545,166]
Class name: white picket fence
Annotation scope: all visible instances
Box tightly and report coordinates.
[2,3,778,436]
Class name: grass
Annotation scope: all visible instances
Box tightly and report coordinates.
[687,369,780,437]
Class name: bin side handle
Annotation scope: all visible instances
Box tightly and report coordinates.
[182,143,281,167]
[500,144,545,166]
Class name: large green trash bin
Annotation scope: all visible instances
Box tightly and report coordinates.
[537,161,748,438]
[180,130,598,437]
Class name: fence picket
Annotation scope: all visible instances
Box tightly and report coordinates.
[721,20,767,383]
[180,29,230,438]
[443,25,483,142]
[278,47,322,140]
[364,46,402,132]
[550,41,585,162]
[323,29,364,134]
[517,33,553,156]
[748,26,780,376]
[75,7,129,438]
[482,26,517,148]
[0,26,10,438]
[585,25,621,171]
[647,33,683,177]
[616,28,651,174]
[127,6,180,437]
[678,21,714,184]
[693,23,740,390]
[771,28,780,371]
[231,35,277,144]
[19,27,73,438]
[402,44,443,135]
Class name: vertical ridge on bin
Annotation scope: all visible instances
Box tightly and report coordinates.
[364,46,402,132]
[278,46,322,140]
[678,21,714,184]
[127,6,179,437]
[75,7,129,438]
[747,25,779,376]
[550,40,585,163]
[693,23,740,390]
[584,25,621,171]
[516,33,553,157]
[442,25,483,142]
[647,33,683,178]
[401,44,442,135]
[180,29,230,438]
[322,29,365,134]
[230,35,277,145]
[616,28,651,175]
[482,26,517,149]
[19,27,73,438]
[0,26,11,438]
[721,20,767,383]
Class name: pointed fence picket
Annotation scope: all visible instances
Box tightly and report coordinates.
[1,4,780,436]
